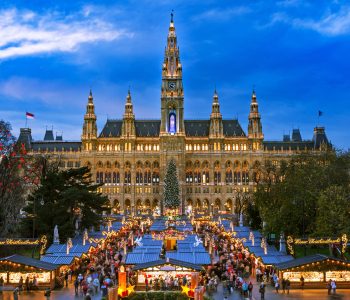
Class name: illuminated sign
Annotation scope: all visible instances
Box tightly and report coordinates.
[287,234,347,255]
[0,236,47,255]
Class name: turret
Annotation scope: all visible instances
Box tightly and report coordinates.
[81,90,97,151]
[248,90,263,150]
[209,89,223,138]
[121,90,136,138]
[313,127,330,150]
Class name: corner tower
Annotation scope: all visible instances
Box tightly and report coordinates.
[82,90,97,151]
[209,89,223,138]
[248,90,263,150]
[121,90,136,138]
[160,12,185,136]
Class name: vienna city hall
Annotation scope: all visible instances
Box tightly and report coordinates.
[19,16,329,216]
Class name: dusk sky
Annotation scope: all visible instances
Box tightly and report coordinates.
[1,0,349,149]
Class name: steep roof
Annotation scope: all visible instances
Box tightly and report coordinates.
[184,120,209,137]
[222,120,246,137]
[135,120,160,137]
[99,120,123,138]
[132,258,202,271]
[31,141,81,152]
[263,141,314,151]
[99,119,246,138]
[0,254,58,271]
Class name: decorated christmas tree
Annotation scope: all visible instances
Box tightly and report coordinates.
[164,159,180,211]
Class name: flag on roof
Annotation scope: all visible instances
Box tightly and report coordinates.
[26,112,35,119]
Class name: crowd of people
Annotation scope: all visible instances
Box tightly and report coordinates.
[6,216,343,299]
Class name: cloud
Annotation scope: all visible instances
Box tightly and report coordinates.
[269,6,350,36]
[193,6,251,22]
[0,8,132,60]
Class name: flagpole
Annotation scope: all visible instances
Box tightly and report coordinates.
[25,114,28,128]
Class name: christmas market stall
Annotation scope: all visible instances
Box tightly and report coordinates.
[131,258,202,291]
[275,254,350,288]
[0,254,59,289]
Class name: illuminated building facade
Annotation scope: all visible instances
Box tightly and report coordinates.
[18,15,330,216]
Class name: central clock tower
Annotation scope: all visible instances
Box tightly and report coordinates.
[160,13,185,136]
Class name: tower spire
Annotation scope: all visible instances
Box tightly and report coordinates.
[248,90,264,148]
[82,90,97,150]
[210,89,223,138]
[160,14,184,135]
[124,89,134,116]
[122,89,136,138]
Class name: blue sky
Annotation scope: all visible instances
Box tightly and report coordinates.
[0,0,349,149]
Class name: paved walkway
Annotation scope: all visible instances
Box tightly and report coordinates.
[2,283,350,299]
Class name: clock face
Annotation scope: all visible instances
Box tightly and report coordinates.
[168,81,176,90]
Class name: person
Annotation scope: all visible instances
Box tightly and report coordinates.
[0,275,4,293]
[85,292,92,300]
[64,272,68,287]
[242,281,248,297]
[13,287,19,300]
[286,278,291,294]
[327,279,332,295]
[93,277,99,294]
[145,277,149,291]
[44,287,51,299]
[300,275,304,290]
[248,281,253,299]
[275,280,280,293]
[331,280,336,294]
[259,282,265,300]
[25,276,29,291]
[282,278,286,293]
[18,276,23,294]
[74,278,79,295]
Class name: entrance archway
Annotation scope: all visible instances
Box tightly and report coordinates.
[113,199,120,214]
[225,199,233,214]
[214,198,221,214]
[124,199,131,215]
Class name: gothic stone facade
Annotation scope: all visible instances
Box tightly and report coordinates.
[19,16,329,215]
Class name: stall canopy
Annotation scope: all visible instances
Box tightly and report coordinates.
[0,254,57,271]
[40,255,76,266]
[275,254,350,271]
[132,258,202,272]
[166,252,211,265]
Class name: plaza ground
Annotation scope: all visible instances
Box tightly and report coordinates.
[2,282,350,300]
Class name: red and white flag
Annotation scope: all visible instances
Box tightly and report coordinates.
[26,112,35,119]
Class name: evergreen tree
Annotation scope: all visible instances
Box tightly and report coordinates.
[22,158,109,243]
[164,159,180,209]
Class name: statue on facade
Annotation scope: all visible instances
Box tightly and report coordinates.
[53,225,59,244]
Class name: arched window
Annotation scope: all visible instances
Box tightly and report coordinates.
[242,161,249,184]
[144,169,151,185]
[202,161,209,184]
[105,172,111,183]
[113,171,120,184]
[214,161,221,185]
[194,161,201,184]
[124,161,131,184]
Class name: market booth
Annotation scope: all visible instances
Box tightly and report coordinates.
[0,254,59,289]
[131,258,202,289]
[275,254,350,288]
